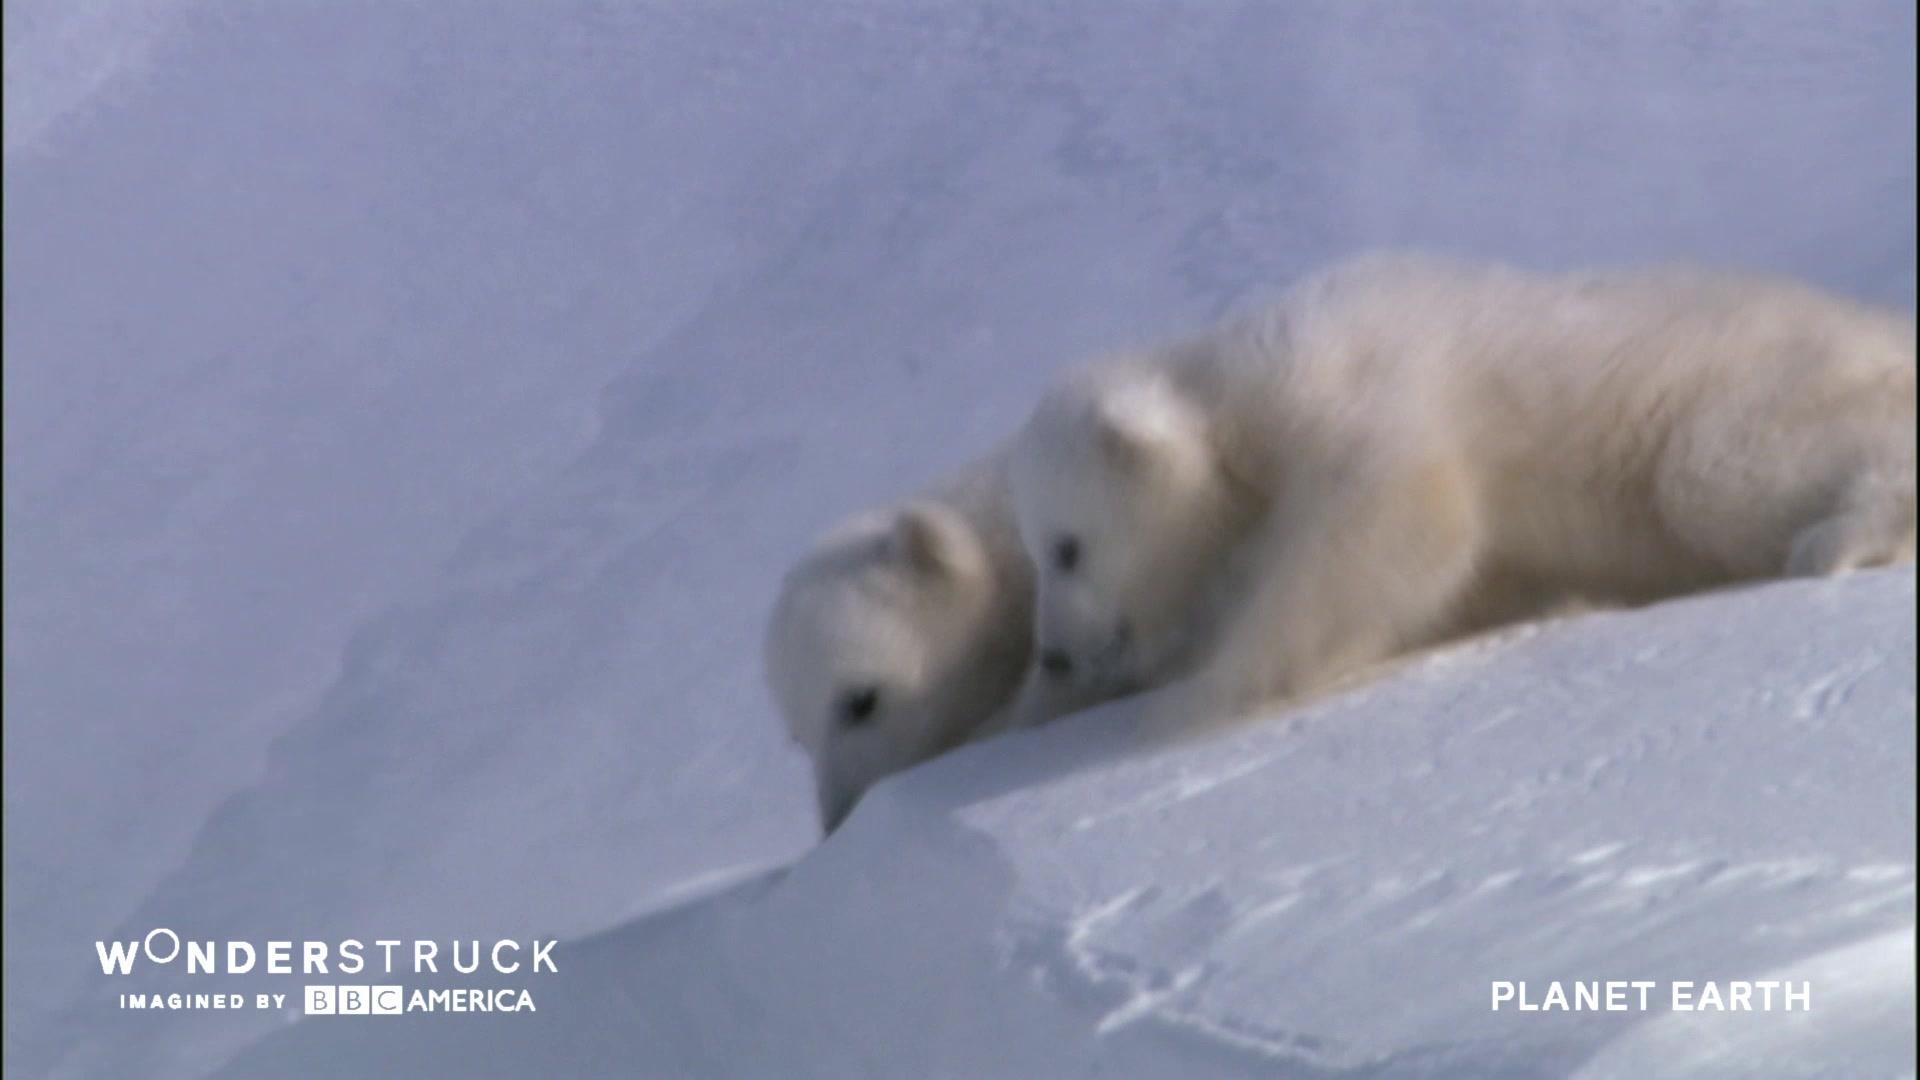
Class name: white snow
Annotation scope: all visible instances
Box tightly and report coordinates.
[3,1,1913,1077]
[208,570,1918,1077]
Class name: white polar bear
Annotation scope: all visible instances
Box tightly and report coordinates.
[765,453,1063,833]
[1009,252,1916,715]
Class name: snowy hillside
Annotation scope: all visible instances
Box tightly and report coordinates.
[4,1,1913,1077]
[211,570,1918,1078]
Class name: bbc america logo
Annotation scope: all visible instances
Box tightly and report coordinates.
[305,986,405,1015]
[304,984,537,1014]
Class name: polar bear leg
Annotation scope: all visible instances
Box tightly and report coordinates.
[1203,452,1483,709]
[1785,480,1917,576]
[1656,364,1915,582]
[977,665,1116,736]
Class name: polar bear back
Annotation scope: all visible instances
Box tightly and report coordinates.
[1201,253,1912,466]
[1182,254,1914,589]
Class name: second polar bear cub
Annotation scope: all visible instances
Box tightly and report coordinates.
[765,454,1041,834]
[1010,252,1916,713]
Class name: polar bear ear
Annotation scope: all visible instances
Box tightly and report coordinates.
[1093,378,1201,471]
[886,505,963,577]
[1096,411,1153,471]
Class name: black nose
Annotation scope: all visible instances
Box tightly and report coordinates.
[1039,648,1073,679]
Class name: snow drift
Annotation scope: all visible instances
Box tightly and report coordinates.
[6,2,1912,1076]
[210,570,1916,1078]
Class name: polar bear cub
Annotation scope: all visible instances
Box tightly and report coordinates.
[765,454,1046,833]
[1009,252,1916,714]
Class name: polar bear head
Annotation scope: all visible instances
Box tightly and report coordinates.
[1009,362,1248,697]
[765,502,1030,833]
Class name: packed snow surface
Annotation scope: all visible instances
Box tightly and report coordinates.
[216,571,1917,1078]
[4,1,1913,1077]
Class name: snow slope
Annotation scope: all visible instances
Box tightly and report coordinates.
[5,1,1913,1076]
[211,570,1918,1078]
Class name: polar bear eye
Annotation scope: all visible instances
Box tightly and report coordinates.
[839,686,881,728]
[1052,536,1082,573]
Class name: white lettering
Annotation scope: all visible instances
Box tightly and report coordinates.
[143,927,181,965]
[492,940,519,974]
[96,940,140,975]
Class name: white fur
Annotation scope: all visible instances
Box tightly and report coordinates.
[764,453,1047,832]
[1010,252,1917,714]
